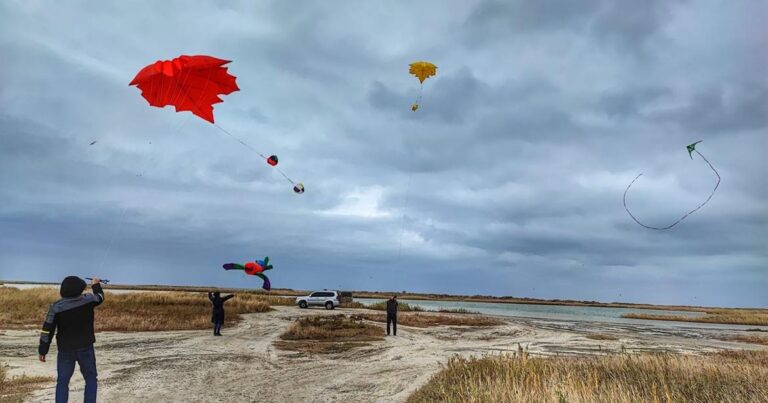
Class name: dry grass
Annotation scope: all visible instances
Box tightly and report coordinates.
[437,308,478,314]
[104,284,306,297]
[6,281,766,315]
[339,301,366,309]
[276,315,384,354]
[586,334,619,341]
[622,309,768,326]
[0,365,53,403]
[355,312,503,328]
[408,350,768,403]
[0,287,274,332]
[723,335,768,346]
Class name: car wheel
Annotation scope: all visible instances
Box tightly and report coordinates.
[299,301,308,309]
[325,301,334,310]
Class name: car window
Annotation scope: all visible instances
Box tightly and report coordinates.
[309,292,320,297]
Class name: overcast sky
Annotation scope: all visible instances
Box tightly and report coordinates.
[1,0,766,307]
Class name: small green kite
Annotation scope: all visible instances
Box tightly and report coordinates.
[623,141,721,230]
[686,140,702,159]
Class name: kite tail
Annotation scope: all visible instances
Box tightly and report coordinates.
[255,273,271,291]
[417,85,424,104]
[623,150,720,230]
[212,123,296,185]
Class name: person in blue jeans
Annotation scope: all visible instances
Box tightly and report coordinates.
[39,276,105,403]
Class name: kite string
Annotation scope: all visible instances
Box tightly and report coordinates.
[211,123,295,185]
[396,145,415,260]
[414,84,424,107]
[163,74,296,186]
[95,67,209,273]
[623,149,720,230]
[95,115,193,272]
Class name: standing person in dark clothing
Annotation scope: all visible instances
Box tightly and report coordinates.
[386,295,398,336]
[39,276,105,403]
[208,291,235,336]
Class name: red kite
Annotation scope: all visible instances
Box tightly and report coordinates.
[129,55,239,123]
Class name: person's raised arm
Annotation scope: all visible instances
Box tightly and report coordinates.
[223,294,235,302]
[208,291,215,301]
[89,278,105,306]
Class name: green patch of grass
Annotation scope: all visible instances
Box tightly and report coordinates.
[437,308,478,314]
[339,301,366,309]
[355,312,503,328]
[366,301,424,312]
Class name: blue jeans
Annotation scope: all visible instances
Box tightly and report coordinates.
[56,344,98,403]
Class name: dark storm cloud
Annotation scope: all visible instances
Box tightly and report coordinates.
[598,86,672,118]
[1,0,766,307]
[654,84,768,133]
[463,0,684,53]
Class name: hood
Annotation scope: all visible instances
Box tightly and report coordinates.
[60,276,87,298]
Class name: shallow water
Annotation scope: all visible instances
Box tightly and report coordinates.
[357,298,768,331]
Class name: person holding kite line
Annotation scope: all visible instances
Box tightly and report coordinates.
[208,291,235,336]
[38,276,105,403]
[386,295,399,336]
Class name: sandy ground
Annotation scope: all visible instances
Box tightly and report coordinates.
[2,306,766,403]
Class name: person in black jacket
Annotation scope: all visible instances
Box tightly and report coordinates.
[39,276,105,403]
[208,291,235,336]
[386,295,398,336]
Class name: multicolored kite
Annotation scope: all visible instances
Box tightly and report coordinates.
[623,141,721,230]
[223,257,274,290]
[409,61,437,112]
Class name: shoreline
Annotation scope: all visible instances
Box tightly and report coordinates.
[3,281,767,328]
[4,279,764,311]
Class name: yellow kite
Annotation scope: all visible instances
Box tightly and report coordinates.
[409,61,437,111]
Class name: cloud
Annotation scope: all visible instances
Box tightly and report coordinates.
[654,84,768,133]
[462,0,684,55]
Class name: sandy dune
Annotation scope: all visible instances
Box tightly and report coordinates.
[2,306,765,402]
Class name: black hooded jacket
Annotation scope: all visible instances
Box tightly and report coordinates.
[386,298,398,316]
[209,292,234,323]
[39,282,104,355]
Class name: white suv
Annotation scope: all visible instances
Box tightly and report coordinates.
[296,291,341,310]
